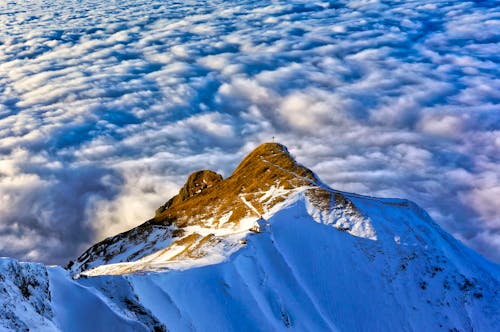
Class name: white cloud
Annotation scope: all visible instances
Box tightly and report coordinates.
[277,90,350,132]
[417,114,465,138]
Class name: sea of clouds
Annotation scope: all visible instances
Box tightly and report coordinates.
[0,0,498,264]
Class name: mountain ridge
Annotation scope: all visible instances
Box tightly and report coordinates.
[1,142,499,331]
[68,142,344,275]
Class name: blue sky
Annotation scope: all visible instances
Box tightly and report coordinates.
[0,0,498,264]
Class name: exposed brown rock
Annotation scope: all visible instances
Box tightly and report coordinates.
[156,170,223,215]
[153,142,321,227]
[70,142,361,274]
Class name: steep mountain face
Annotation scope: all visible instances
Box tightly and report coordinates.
[2,143,500,331]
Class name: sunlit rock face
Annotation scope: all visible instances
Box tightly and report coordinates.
[69,143,338,275]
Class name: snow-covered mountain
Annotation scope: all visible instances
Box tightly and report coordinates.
[1,143,499,331]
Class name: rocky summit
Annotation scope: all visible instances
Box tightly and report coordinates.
[68,143,339,276]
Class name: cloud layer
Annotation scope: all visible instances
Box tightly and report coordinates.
[0,0,498,264]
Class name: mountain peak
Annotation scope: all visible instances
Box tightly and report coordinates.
[153,142,318,225]
[234,142,289,168]
[70,142,347,275]
[231,143,316,182]
[66,140,500,332]
[155,142,319,219]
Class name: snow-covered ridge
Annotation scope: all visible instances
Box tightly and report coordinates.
[2,195,499,330]
[68,143,381,276]
[77,186,367,277]
[68,143,496,281]
[1,142,499,331]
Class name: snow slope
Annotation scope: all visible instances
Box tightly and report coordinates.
[122,198,500,331]
[1,143,499,331]
[1,193,499,331]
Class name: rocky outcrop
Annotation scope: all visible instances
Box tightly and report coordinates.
[156,170,223,215]
[0,259,55,331]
